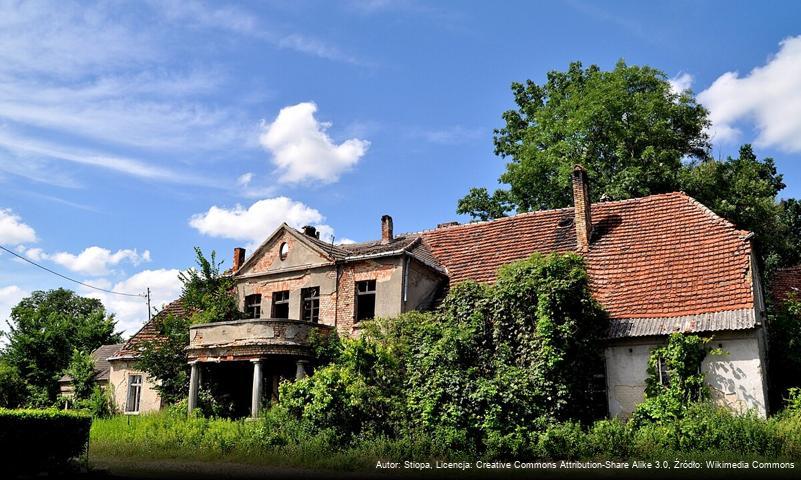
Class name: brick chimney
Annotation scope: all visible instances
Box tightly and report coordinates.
[302,225,319,239]
[233,247,246,271]
[572,165,592,253]
[381,215,393,244]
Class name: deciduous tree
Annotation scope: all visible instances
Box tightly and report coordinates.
[1,288,120,405]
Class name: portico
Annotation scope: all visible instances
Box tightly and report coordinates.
[185,318,331,418]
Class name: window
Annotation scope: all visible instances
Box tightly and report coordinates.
[126,374,143,413]
[244,294,261,319]
[272,290,290,318]
[302,287,320,322]
[657,356,670,387]
[279,242,289,261]
[355,280,376,322]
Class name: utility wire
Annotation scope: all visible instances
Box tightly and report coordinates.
[0,245,147,298]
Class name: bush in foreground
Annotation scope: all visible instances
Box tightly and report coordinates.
[0,408,92,475]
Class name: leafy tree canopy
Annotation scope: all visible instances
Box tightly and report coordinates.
[1,288,121,405]
[64,349,97,400]
[458,60,710,217]
[680,144,800,272]
[179,247,239,325]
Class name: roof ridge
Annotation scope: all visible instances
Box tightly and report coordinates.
[680,192,753,238]
[398,191,688,238]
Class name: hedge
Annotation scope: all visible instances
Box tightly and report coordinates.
[0,408,92,475]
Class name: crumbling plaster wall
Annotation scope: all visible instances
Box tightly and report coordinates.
[107,360,162,414]
[605,329,768,419]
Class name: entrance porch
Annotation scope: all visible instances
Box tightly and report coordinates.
[185,318,331,417]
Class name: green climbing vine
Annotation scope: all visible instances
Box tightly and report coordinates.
[633,333,722,425]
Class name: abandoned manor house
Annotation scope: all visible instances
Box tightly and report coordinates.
[102,166,770,419]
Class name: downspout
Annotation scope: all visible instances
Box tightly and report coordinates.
[402,255,410,311]
[334,262,341,329]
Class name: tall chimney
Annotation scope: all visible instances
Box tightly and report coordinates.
[381,215,393,244]
[572,165,592,253]
[233,247,246,271]
[302,225,318,238]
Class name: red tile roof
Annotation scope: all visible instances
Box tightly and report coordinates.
[773,265,801,304]
[421,192,756,323]
[111,300,187,359]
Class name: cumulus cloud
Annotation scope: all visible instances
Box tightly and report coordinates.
[27,246,151,276]
[260,102,369,184]
[83,269,182,337]
[698,35,801,150]
[0,208,37,245]
[189,197,335,247]
[668,72,694,95]
[0,285,27,339]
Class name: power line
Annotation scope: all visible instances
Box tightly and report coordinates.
[0,245,147,298]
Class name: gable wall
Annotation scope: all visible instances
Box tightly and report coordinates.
[245,230,331,275]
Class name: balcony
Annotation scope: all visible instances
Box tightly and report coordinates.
[186,318,334,362]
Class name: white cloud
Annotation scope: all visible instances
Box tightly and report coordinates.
[410,125,484,145]
[0,1,155,77]
[0,131,221,187]
[151,0,367,65]
[27,246,151,276]
[0,1,252,188]
[237,172,253,187]
[698,35,801,151]
[83,269,182,337]
[668,72,694,95]
[277,34,364,65]
[189,197,335,247]
[0,285,28,339]
[260,102,369,184]
[0,209,37,245]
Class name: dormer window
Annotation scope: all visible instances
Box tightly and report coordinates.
[279,242,289,261]
[355,280,376,322]
[244,294,261,319]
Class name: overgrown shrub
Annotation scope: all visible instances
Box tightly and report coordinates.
[632,333,720,426]
[64,349,97,400]
[279,253,608,453]
[0,408,92,475]
[280,336,405,440]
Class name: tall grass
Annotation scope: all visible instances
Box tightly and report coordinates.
[89,405,449,470]
[89,403,801,471]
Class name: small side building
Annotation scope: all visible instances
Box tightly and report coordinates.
[58,343,125,398]
[106,301,187,414]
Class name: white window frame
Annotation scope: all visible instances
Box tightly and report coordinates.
[126,374,143,413]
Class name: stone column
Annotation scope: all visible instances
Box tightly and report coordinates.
[295,359,309,380]
[187,362,200,415]
[251,359,264,418]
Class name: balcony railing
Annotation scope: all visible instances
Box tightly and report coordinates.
[186,318,334,361]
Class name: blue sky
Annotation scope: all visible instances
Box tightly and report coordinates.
[1,0,800,336]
